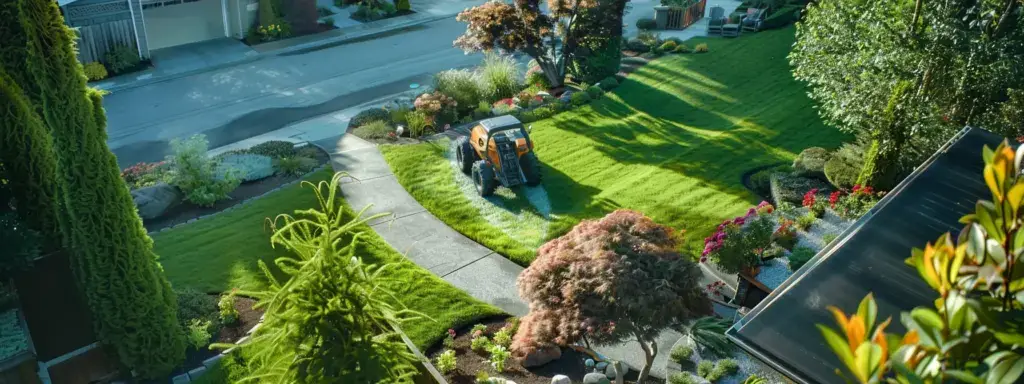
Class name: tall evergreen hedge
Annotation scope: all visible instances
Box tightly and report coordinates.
[0,0,64,245]
[14,0,185,377]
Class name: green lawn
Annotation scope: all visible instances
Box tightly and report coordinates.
[153,169,503,379]
[381,28,848,264]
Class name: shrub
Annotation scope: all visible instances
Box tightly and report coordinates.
[489,345,510,372]
[435,350,457,374]
[697,360,715,378]
[706,359,739,382]
[822,233,838,245]
[669,373,701,384]
[295,146,321,159]
[236,173,419,382]
[406,111,430,137]
[772,219,798,250]
[475,370,490,383]
[512,210,710,383]
[471,324,488,334]
[637,30,660,47]
[473,101,492,120]
[761,5,800,29]
[669,344,693,364]
[795,212,816,231]
[352,120,393,140]
[524,65,551,89]
[659,40,679,52]
[479,53,521,102]
[414,91,458,116]
[625,38,651,52]
[743,375,768,384]
[748,169,776,197]
[570,91,592,106]
[175,288,219,337]
[168,135,239,207]
[103,45,140,74]
[274,156,319,176]
[674,44,692,53]
[793,147,829,179]
[493,326,513,347]
[598,76,619,90]
[395,0,411,11]
[788,246,816,271]
[636,18,657,30]
[121,161,170,189]
[585,85,603,99]
[470,335,491,352]
[216,153,274,182]
[688,316,732,357]
[248,140,296,158]
[434,69,483,115]
[83,62,108,81]
[707,215,773,274]
[694,43,709,53]
[186,319,212,350]
[319,16,335,26]
[833,184,880,219]
[218,291,240,326]
[770,172,833,204]
[388,105,411,125]
[349,108,392,129]
[824,143,864,189]
[443,329,456,349]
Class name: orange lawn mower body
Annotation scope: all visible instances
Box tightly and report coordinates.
[453,115,542,196]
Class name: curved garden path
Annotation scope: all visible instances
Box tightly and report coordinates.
[318,132,685,379]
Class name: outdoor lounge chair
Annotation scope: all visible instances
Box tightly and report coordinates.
[706,6,726,35]
[741,8,768,33]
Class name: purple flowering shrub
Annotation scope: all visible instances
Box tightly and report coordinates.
[701,201,775,274]
[512,209,710,382]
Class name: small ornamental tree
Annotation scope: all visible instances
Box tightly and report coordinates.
[454,0,597,88]
[819,141,1024,383]
[512,210,711,383]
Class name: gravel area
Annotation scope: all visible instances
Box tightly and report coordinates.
[664,334,791,384]
[755,257,791,291]
[751,207,855,289]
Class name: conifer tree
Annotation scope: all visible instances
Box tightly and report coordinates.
[13,0,185,377]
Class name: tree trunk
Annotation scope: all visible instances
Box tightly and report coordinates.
[635,333,657,383]
[857,81,911,190]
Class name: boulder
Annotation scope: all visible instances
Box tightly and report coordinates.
[520,346,562,367]
[604,362,629,379]
[551,375,571,384]
[131,182,182,220]
[583,372,611,384]
[559,90,575,103]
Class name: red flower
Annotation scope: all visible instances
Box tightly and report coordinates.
[447,328,456,338]
[802,188,819,208]
[829,190,842,208]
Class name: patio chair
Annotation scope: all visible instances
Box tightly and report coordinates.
[722,14,742,37]
[706,6,726,35]
[741,7,768,33]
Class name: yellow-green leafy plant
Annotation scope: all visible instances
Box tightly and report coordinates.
[221,172,424,383]
[489,344,510,372]
[436,349,457,374]
[186,319,212,350]
[406,110,429,138]
[83,62,107,81]
[694,43,708,53]
[471,334,491,352]
[493,326,512,347]
[818,141,1024,383]
[218,290,240,326]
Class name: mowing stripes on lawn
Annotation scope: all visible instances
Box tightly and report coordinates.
[382,27,849,264]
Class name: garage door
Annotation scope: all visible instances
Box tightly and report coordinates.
[142,0,224,50]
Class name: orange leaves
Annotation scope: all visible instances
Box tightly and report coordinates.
[907,234,963,297]
[818,295,891,383]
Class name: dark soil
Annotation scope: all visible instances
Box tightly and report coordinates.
[142,146,328,232]
[167,295,263,379]
[428,318,660,384]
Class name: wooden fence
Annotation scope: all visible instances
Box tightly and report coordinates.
[75,19,138,64]
[666,0,707,30]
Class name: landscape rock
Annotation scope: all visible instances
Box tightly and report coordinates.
[131,182,182,220]
[560,90,575,103]
[583,372,611,384]
[520,346,562,367]
[551,375,571,384]
[604,362,629,379]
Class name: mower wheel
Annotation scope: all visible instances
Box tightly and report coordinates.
[471,161,497,197]
[454,137,475,174]
[520,152,542,187]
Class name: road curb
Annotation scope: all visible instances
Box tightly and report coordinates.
[98,12,456,94]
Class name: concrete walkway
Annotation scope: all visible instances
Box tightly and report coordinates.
[321,133,692,379]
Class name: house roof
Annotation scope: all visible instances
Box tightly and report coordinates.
[726,127,1004,384]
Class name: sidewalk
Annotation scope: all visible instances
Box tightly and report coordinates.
[93,0,474,94]
[622,0,744,39]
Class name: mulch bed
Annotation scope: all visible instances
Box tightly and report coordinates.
[142,146,329,232]
[427,317,659,384]
[167,295,263,378]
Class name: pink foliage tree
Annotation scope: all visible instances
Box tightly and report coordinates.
[453,0,595,88]
[512,210,711,382]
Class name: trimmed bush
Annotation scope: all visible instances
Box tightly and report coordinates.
[14,0,186,375]
[570,91,592,106]
[175,288,219,336]
[248,140,296,159]
[761,5,800,29]
[669,344,693,364]
[598,76,619,90]
[659,40,679,52]
[103,45,141,74]
[636,18,657,30]
[824,143,864,189]
[169,135,240,206]
[694,43,709,53]
[674,44,692,53]
[396,0,410,11]
[349,108,391,129]
[83,62,108,81]
[792,147,829,179]
[697,360,715,378]
[585,85,603,99]
[706,359,740,382]
[625,38,651,52]
[788,246,816,271]
[669,373,701,384]
[274,156,319,176]
[769,172,833,204]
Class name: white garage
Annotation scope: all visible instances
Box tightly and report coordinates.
[141,0,228,50]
